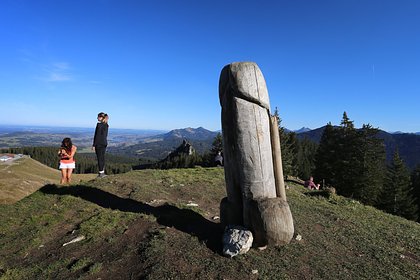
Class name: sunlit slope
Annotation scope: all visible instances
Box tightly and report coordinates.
[0,157,96,204]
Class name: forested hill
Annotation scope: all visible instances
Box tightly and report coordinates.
[296,126,420,169]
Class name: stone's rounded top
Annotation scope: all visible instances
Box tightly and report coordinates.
[219,62,270,110]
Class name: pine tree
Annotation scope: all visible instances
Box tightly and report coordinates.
[410,165,420,221]
[210,133,223,155]
[340,111,354,129]
[351,124,386,205]
[336,112,360,197]
[201,133,223,167]
[314,122,339,187]
[314,113,386,204]
[273,107,297,177]
[380,151,418,221]
[296,137,318,180]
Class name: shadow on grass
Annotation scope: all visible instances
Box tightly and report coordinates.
[304,190,334,199]
[39,184,223,254]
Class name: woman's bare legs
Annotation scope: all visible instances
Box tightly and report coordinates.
[61,168,73,184]
[60,169,67,184]
[66,168,73,184]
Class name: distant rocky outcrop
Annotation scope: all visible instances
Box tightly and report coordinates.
[153,140,200,169]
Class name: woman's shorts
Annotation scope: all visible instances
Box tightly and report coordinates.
[59,162,75,169]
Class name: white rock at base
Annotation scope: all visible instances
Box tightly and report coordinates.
[222,225,253,258]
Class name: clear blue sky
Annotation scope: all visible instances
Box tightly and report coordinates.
[1,0,419,132]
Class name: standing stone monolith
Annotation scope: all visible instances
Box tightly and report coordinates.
[219,62,294,247]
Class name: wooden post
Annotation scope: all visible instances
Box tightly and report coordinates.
[270,116,287,201]
[219,62,294,246]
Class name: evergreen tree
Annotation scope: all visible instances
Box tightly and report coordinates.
[296,137,318,180]
[210,133,223,155]
[273,107,297,177]
[380,151,418,221]
[340,111,354,129]
[282,131,298,177]
[314,122,339,187]
[314,113,386,204]
[351,124,386,205]
[410,165,420,221]
[201,133,223,167]
[336,111,360,197]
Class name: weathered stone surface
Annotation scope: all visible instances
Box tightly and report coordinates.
[222,225,253,258]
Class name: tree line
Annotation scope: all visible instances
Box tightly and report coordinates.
[4,116,418,222]
[279,111,419,222]
[139,110,419,222]
[1,139,224,174]
[1,147,137,175]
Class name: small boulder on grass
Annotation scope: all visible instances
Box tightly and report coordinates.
[222,225,253,258]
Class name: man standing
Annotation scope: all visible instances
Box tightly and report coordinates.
[92,112,109,178]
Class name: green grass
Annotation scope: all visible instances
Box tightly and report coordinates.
[78,209,138,242]
[0,167,419,279]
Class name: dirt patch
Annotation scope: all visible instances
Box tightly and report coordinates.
[402,250,420,267]
[18,217,155,279]
[314,223,324,233]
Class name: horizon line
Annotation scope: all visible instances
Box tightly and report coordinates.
[0,123,418,135]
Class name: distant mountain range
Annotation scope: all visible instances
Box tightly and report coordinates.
[108,127,219,160]
[1,124,419,168]
[391,131,420,135]
[293,127,312,134]
[296,126,420,170]
[162,127,218,141]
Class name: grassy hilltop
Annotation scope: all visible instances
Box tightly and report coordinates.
[0,156,96,204]
[0,167,419,279]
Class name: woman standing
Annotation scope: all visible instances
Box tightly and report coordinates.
[92,112,109,178]
[58,137,77,184]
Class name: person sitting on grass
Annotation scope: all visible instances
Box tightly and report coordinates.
[304,176,320,190]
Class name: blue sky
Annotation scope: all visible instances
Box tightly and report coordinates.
[1,0,419,132]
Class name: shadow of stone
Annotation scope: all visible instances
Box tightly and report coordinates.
[40,184,222,254]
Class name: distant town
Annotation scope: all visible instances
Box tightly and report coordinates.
[0,153,25,162]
